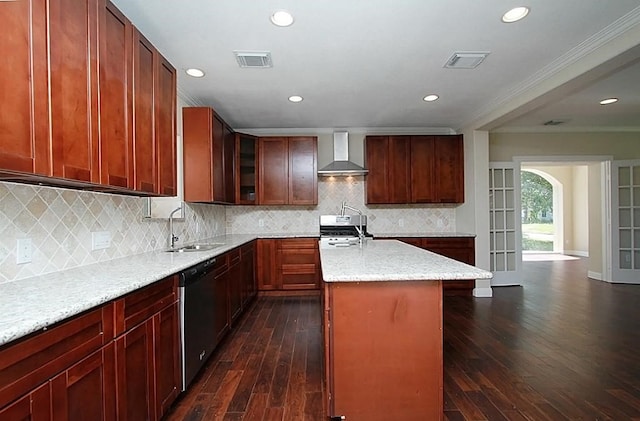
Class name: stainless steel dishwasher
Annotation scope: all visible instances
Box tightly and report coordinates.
[178,257,216,391]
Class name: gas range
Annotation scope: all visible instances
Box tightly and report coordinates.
[319,214,371,248]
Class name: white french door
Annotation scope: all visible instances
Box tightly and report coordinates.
[489,163,522,286]
[611,160,640,283]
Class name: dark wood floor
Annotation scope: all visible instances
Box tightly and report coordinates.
[165,258,640,421]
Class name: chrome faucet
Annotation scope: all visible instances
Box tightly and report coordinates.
[340,201,365,245]
[169,206,182,249]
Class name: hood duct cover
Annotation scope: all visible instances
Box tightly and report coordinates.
[318,132,368,176]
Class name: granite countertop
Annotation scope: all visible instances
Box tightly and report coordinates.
[371,232,475,238]
[0,232,482,347]
[0,234,261,347]
[320,239,492,282]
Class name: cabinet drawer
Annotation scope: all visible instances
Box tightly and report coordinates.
[115,276,177,334]
[0,304,114,409]
[227,247,241,267]
[213,252,230,277]
[280,247,317,265]
[422,237,473,249]
[279,238,318,249]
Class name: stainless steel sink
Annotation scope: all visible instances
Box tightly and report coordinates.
[166,243,225,253]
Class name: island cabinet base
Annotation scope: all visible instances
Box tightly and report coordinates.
[323,280,443,421]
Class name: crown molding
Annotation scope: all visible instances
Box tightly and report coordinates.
[491,125,640,134]
[235,126,457,136]
[177,88,205,107]
[464,6,640,131]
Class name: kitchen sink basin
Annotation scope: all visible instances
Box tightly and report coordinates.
[166,243,225,253]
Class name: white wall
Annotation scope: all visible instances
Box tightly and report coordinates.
[588,163,604,278]
[0,182,225,284]
[572,166,589,255]
[456,130,492,297]
[490,132,640,161]
[226,176,456,236]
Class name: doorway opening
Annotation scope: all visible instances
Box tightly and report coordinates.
[520,162,596,267]
[521,170,555,253]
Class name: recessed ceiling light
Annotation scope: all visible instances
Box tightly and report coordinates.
[423,94,439,102]
[599,98,619,105]
[185,68,205,78]
[502,6,530,23]
[288,95,303,103]
[271,10,294,27]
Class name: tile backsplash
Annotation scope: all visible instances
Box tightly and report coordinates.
[1,176,455,284]
[226,176,455,235]
[0,182,225,284]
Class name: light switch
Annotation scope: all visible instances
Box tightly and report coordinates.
[92,231,112,250]
[16,238,32,264]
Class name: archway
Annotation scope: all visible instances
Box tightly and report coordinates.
[521,168,563,253]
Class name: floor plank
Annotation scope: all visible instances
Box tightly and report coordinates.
[164,258,640,420]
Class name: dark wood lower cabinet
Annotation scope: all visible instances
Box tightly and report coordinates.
[51,343,117,421]
[116,319,155,421]
[0,382,51,421]
[0,246,259,420]
[390,236,476,295]
[228,248,243,324]
[257,239,278,291]
[279,238,320,290]
[257,238,320,292]
[240,242,257,308]
[0,277,179,421]
[213,257,231,345]
[154,303,180,418]
[324,281,443,420]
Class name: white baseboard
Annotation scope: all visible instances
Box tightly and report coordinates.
[473,287,493,297]
[564,250,589,257]
[587,271,603,280]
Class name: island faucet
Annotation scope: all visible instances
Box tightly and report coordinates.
[169,206,182,249]
[340,201,365,245]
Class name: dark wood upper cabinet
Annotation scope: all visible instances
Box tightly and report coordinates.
[99,0,133,189]
[258,136,317,205]
[411,135,464,203]
[183,107,235,203]
[0,0,176,196]
[433,135,464,203]
[132,30,157,194]
[49,0,100,184]
[222,123,236,203]
[258,137,289,205]
[0,0,50,175]
[365,136,411,204]
[366,134,464,204]
[364,136,389,204]
[288,137,318,205]
[409,136,436,202]
[388,136,411,203]
[236,133,258,204]
[156,56,177,196]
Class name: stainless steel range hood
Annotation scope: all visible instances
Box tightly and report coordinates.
[318,132,368,176]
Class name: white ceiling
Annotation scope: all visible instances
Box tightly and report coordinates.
[111,0,640,133]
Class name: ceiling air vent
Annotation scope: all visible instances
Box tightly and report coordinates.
[543,119,568,126]
[234,51,273,68]
[444,52,490,69]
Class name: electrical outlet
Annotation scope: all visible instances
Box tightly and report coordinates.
[92,231,111,250]
[16,238,32,264]
[398,218,405,227]
[259,219,264,227]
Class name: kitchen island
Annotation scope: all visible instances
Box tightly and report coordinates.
[320,240,492,421]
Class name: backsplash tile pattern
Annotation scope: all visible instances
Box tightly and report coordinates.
[226,177,455,235]
[1,177,454,284]
[0,182,225,284]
